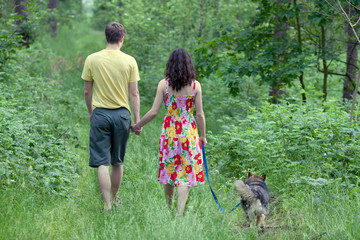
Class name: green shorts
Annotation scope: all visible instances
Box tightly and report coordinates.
[89,107,131,168]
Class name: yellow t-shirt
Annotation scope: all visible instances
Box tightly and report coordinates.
[81,49,140,111]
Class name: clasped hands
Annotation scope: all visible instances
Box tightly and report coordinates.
[130,123,142,135]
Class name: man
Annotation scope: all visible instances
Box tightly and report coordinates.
[82,22,141,212]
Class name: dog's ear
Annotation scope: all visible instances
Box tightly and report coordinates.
[248,171,253,178]
[261,175,266,181]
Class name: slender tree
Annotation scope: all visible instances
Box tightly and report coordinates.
[118,0,124,22]
[14,0,30,46]
[294,0,306,103]
[269,0,290,103]
[198,0,205,38]
[48,0,58,38]
[343,6,358,101]
[323,0,360,130]
[320,25,329,102]
[15,0,27,25]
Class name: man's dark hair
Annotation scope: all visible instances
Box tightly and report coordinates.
[165,48,196,92]
[105,22,127,44]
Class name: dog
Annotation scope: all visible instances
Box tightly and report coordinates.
[234,171,269,229]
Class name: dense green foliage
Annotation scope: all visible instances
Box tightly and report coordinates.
[0,42,83,195]
[0,0,85,195]
[208,100,360,187]
[100,0,257,104]
[193,0,350,99]
[0,0,359,239]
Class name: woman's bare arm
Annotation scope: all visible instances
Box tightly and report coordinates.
[132,80,165,131]
[194,81,207,146]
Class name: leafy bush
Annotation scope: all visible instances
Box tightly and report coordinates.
[0,44,82,196]
[0,0,47,73]
[200,72,269,134]
[207,100,360,192]
[92,0,122,30]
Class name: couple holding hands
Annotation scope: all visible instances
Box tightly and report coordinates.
[82,22,206,216]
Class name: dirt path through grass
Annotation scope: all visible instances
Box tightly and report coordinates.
[0,108,253,239]
[3,26,358,240]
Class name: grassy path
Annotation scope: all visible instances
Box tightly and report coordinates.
[0,26,248,240]
[2,25,359,240]
[2,100,359,240]
[11,102,358,240]
[1,107,251,239]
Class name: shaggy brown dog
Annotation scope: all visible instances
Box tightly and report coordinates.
[234,172,269,229]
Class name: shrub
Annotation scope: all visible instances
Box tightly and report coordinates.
[207,100,360,191]
[0,44,81,196]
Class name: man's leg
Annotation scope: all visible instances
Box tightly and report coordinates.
[110,108,130,206]
[177,186,190,216]
[111,165,123,201]
[164,184,175,210]
[98,165,111,210]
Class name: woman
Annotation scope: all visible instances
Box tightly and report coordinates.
[131,48,206,216]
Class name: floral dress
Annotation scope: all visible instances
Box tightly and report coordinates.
[158,79,205,187]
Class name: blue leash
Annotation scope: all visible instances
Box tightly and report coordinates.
[201,143,241,213]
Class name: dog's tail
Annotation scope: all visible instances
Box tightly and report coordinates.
[234,180,256,201]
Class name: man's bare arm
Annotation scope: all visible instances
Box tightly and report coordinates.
[84,80,93,121]
[129,82,141,133]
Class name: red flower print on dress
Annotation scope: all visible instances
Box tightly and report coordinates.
[164,116,171,128]
[170,172,177,181]
[185,165,192,174]
[164,139,169,149]
[174,155,181,166]
[196,171,204,182]
[158,80,205,186]
[186,98,193,111]
[175,121,182,134]
[195,153,202,164]
[182,139,190,151]
[158,163,165,176]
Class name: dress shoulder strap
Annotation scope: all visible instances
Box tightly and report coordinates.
[192,81,196,96]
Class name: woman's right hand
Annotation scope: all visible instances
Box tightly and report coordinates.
[200,136,207,147]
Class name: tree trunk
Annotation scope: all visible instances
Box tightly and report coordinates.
[321,25,328,103]
[15,0,27,25]
[48,0,58,38]
[294,0,306,103]
[119,0,124,21]
[212,0,220,38]
[343,8,358,101]
[14,0,30,46]
[269,0,290,103]
[198,0,205,38]
[79,0,82,14]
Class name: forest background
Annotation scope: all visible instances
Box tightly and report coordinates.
[0,0,359,239]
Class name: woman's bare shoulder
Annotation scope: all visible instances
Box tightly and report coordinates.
[194,80,202,92]
[157,79,166,92]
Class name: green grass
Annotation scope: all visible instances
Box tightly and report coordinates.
[1,105,359,239]
[1,22,359,240]
[0,111,242,240]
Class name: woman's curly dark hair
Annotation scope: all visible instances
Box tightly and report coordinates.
[164,48,196,92]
